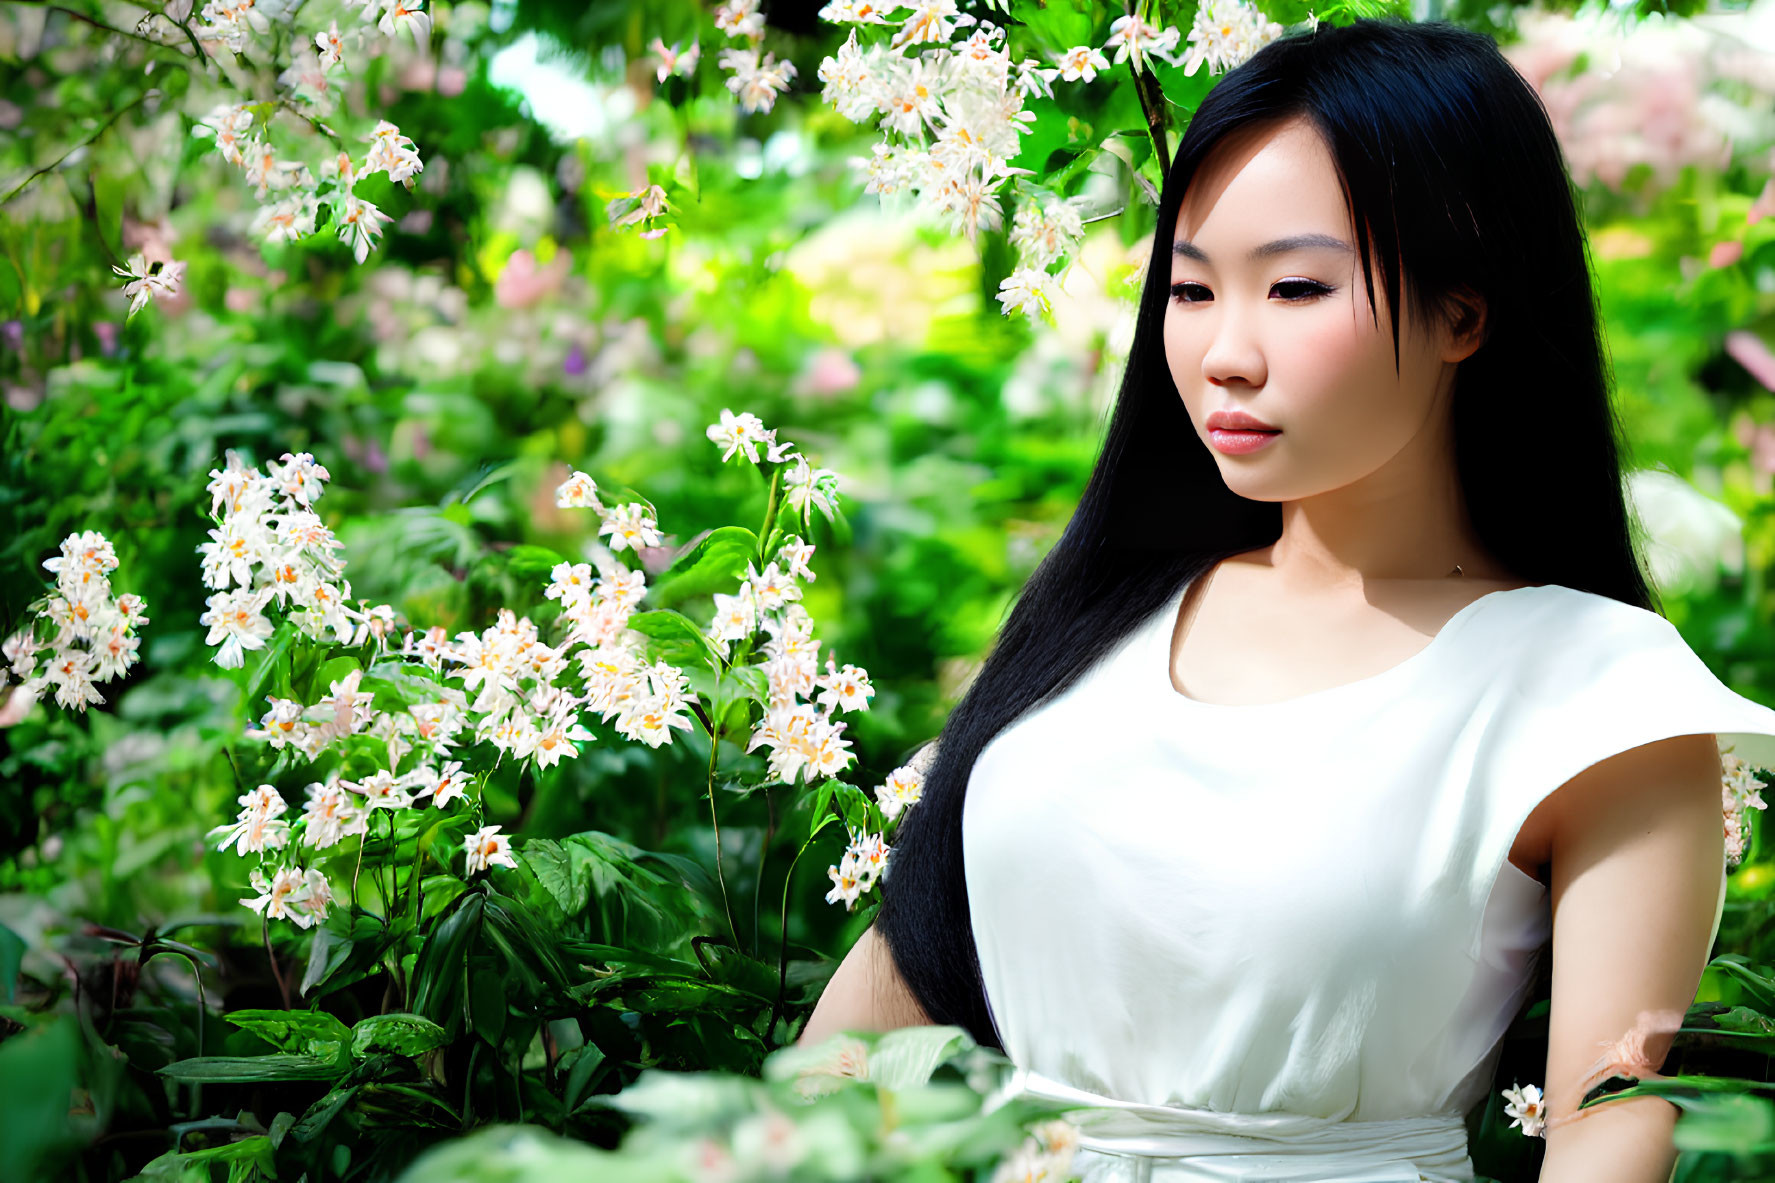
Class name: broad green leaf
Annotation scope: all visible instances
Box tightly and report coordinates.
[157,1053,350,1083]
[646,525,759,606]
[350,1013,449,1059]
[505,544,566,580]
[625,609,719,667]
[225,1008,352,1063]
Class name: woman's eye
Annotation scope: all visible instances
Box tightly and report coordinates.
[1168,280,1331,304]
[1272,279,1330,301]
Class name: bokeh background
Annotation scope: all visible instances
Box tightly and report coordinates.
[4,0,1775,1179]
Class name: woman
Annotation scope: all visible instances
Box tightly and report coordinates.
[804,17,1775,1183]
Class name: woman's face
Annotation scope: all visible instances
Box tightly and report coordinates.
[1163,115,1482,505]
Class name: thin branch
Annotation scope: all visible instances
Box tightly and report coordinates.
[47,5,193,55]
[1128,57,1171,180]
[0,91,154,207]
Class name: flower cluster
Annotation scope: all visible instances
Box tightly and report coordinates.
[872,761,926,822]
[817,16,1048,248]
[1177,0,1285,77]
[703,409,845,533]
[240,863,335,929]
[197,451,388,668]
[188,0,427,265]
[714,0,799,115]
[989,1118,1083,1183]
[1722,748,1768,867]
[3,531,149,715]
[825,828,891,911]
[1500,1081,1546,1138]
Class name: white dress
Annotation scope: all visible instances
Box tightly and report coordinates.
[963,578,1775,1182]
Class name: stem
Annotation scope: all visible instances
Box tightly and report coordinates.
[753,786,776,959]
[769,834,816,1045]
[705,722,741,951]
[262,914,290,1009]
[2,88,155,205]
[757,465,782,562]
[1128,54,1171,180]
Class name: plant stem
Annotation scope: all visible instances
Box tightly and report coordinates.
[1128,56,1171,180]
[758,464,782,562]
[262,914,290,1009]
[769,834,815,1045]
[705,725,741,952]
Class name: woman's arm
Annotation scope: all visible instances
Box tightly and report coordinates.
[798,923,935,1046]
[1536,732,1726,1183]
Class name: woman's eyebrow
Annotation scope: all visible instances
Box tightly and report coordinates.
[1172,233,1354,263]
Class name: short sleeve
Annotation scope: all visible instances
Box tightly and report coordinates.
[1463,593,1775,960]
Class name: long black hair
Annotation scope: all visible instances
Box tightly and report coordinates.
[872,16,1659,1052]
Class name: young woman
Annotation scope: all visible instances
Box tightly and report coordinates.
[804,17,1775,1183]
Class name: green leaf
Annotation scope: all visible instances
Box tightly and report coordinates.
[225,1009,352,1063]
[562,1043,608,1113]
[350,1013,450,1059]
[646,526,760,606]
[290,1086,358,1143]
[157,1053,350,1083]
[0,922,23,1006]
[505,544,566,580]
[624,609,719,667]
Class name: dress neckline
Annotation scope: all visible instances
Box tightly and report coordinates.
[1154,578,1550,712]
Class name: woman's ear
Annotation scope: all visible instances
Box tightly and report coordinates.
[1443,285,1488,363]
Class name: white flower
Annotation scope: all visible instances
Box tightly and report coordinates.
[598,503,664,553]
[874,764,925,822]
[378,0,430,44]
[299,780,365,849]
[892,0,971,49]
[780,457,841,524]
[1501,1082,1546,1138]
[817,0,889,22]
[362,120,424,185]
[266,451,331,507]
[651,37,701,83]
[200,588,275,669]
[746,561,802,613]
[112,253,185,321]
[315,20,344,69]
[464,824,519,875]
[777,536,816,583]
[240,139,309,200]
[1104,13,1183,72]
[997,267,1057,318]
[1011,196,1086,272]
[208,785,292,857]
[720,47,798,115]
[815,659,874,713]
[344,768,415,811]
[240,866,309,926]
[42,650,104,711]
[246,697,307,748]
[714,0,766,39]
[1180,0,1282,77]
[194,102,254,166]
[706,408,776,464]
[251,193,319,244]
[410,759,469,808]
[556,469,604,510]
[335,193,394,264]
[1054,44,1111,83]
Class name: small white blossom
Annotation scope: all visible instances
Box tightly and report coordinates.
[1501,1082,1546,1138]
[464,824,519,876]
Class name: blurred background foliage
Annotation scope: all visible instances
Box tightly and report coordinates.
[3,0,1775,1178]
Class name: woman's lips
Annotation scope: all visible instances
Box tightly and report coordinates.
[1207,428,1281,455]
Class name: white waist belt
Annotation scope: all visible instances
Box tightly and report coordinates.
[991,1068,1475,1183]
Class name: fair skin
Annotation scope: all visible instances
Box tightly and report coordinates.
[806,113,1724,1183]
